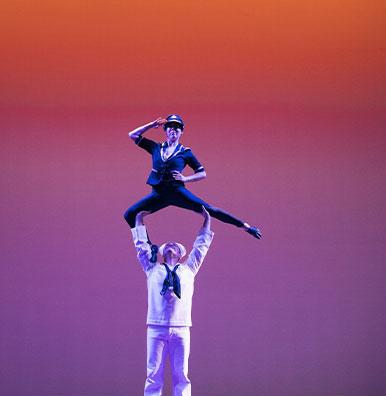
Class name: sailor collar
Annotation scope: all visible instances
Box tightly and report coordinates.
[161,142,184,162]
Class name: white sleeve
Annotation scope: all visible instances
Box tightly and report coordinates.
[186,228,214,275]
[131,225,155,275]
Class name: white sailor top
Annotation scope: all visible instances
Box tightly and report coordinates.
[131,225,214,326]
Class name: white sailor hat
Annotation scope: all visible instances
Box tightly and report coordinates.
[159,242,187,259]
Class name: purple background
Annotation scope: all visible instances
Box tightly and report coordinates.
[2,106,386,396]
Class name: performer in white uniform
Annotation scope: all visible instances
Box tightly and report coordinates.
[131,206,214,396]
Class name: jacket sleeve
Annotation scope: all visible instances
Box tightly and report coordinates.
[185,149,205,173]
[131,225,155,275]
[186,228,214,275]
[135,136,158,155]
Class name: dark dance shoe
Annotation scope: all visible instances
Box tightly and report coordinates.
[246,226,262,239]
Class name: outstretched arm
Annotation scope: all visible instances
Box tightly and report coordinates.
[186,206,214,274]
[128,117,167,142]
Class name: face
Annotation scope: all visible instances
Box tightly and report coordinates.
[162,242,182,260]
[165,122,183,142]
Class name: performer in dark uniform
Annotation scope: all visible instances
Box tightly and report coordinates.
[124,114,261,239]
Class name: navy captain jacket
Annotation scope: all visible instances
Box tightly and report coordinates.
[135,136,205,187]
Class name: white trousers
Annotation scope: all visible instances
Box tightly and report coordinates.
[145,325,191,396]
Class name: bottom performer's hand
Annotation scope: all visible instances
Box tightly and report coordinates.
[135,210,151,226]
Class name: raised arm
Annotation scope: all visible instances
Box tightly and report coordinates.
[131,211,155,273]
[128,117,167,142]
[186,206,214,274]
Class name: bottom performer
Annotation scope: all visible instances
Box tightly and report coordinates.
[131,206,214,396]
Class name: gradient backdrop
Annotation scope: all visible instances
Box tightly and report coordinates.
[1,1,386,395]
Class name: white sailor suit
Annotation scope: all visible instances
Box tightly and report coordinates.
[131,224,214,396]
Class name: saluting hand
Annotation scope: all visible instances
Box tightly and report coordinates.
[151,117,168,129]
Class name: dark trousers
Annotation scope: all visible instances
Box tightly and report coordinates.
[124,185,244,228]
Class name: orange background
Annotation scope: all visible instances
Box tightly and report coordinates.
[1,0,385,110]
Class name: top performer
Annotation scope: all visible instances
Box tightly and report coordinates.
[123,114,262,239]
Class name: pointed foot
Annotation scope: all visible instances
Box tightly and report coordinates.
[246,226,262,239]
